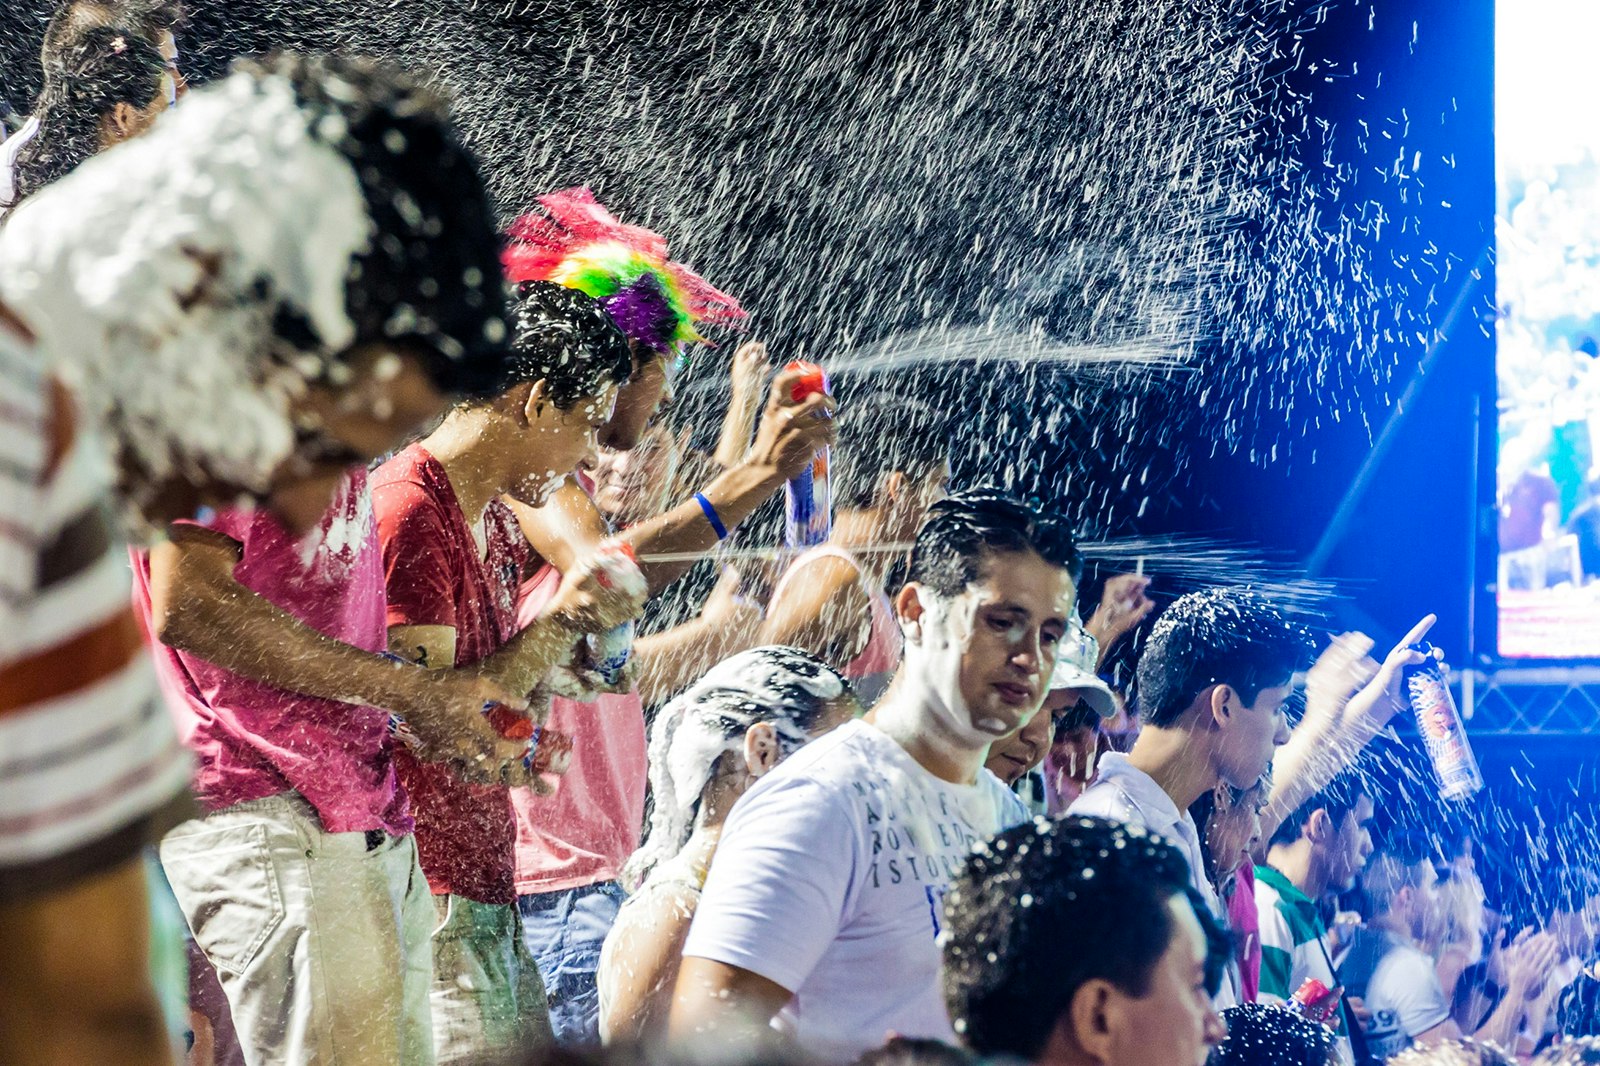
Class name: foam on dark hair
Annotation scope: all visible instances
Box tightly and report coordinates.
[1213,1004,1337,1066]
[1134,586,1314,728]
[941,816,1197,1060]
[235,52,511,399]
[908,487,1081,599]
[501,280,634,408]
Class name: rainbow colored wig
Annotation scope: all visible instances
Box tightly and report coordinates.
[502,187,745,358]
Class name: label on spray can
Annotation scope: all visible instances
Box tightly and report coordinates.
[1403,642,1483,801]
[585,541,644,686]
[783,360,832,548]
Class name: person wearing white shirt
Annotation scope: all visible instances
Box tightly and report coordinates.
[670,489,1080,1061]
[1070,586,1312,1008]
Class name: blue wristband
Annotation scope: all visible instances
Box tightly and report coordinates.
[694,492,729,540]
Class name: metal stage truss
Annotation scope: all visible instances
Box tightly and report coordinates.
[1456,666,1600,736]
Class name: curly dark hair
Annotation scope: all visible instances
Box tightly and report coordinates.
[502,281,635,409]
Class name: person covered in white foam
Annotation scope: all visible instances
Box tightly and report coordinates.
[597,646,861,1043]
[0,51,536,1066]
[669,488,1080,1061]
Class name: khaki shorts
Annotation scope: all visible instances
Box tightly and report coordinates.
[160,793,434,1066]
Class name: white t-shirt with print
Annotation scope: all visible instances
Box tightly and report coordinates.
[683,718,1029,1062]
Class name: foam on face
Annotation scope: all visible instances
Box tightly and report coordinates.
[0,70,371,533]
[895,584,1015,750]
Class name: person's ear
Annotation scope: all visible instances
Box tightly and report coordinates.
[881,470,909,507]
[1208,684,1234,729]
[104,102,142,144]
[1067,978,1118,1064]
[522,380,550,423]
[743,722,781,777]
[1306,807,1333,844]
[896,582,926,642]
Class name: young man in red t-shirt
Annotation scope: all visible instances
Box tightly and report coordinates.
[373,281,644,1063]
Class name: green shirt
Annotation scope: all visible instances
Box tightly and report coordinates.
[1253,863,1355,1066]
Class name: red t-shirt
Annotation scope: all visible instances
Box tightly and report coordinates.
[372,444,529,904]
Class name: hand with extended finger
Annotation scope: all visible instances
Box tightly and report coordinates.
[1342,614,1440,740]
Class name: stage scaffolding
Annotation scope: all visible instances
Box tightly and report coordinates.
[1458,666,1600,735]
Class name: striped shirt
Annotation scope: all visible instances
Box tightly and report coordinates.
[0,314,191,895]
[1254,863,1355,1065]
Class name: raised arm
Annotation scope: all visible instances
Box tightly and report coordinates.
[632,566,763,705]
[1262,617,1434,845]
[758,555,872,670]
[511,366,836,593]
[711,340,770,469]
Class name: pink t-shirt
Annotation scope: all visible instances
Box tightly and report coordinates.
[1231,864,1262,1003]
[132,469,408,836]
[510,563,648,895]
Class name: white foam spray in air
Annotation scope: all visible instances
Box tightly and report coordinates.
[0,70,371,522]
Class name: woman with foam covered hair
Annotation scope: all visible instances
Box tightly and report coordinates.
[597,646,860,1043]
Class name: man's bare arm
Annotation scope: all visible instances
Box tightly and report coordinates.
[669,956,793,1048]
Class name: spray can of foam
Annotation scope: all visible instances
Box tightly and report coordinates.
[783,360,832,548]
[1403,642,1483,801]
[481,704,574,776]
[585,541,644,687]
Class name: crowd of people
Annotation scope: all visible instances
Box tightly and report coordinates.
[1,4,1599,1066]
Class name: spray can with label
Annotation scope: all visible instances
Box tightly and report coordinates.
[585,541,645,686]
[783,360,832,548]
[1403,642,1483,801]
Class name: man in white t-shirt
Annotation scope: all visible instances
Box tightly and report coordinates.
[1338,835,1456,1062]
[670,488,1080,1060]
[1069,586,1313,1008]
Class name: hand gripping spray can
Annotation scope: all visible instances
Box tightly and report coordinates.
[783,361,832,548]
[482,703,574,777]
[584,541,646,686]
[1402,642,1483,801]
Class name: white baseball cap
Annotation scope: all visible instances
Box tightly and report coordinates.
[1048,622,1117,719]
